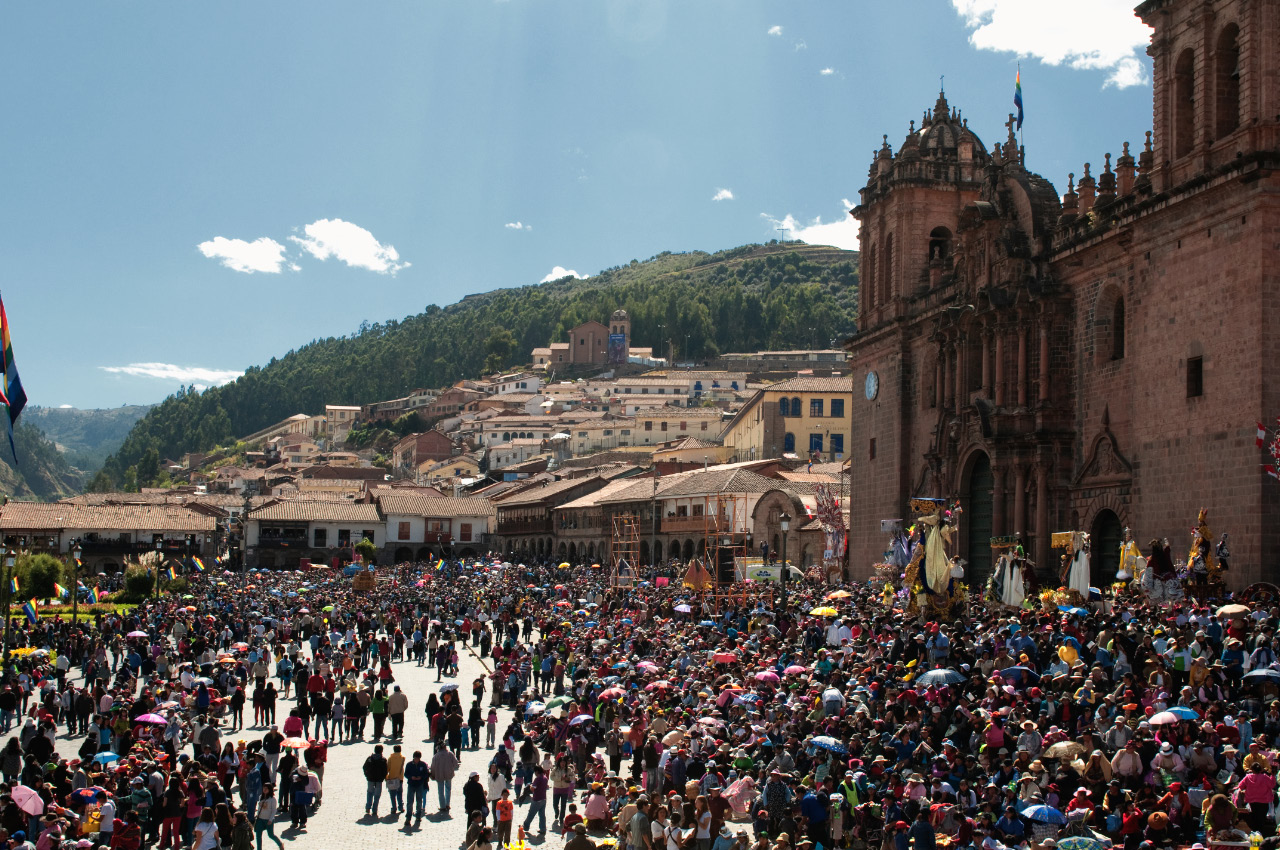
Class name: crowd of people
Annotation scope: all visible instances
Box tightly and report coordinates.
[0,553,1274,850]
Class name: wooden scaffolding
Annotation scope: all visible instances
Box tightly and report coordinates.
[610,512,640,588]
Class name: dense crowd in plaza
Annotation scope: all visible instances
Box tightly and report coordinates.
[0,552,1274,850]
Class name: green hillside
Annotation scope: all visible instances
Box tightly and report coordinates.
[92,242,859,490]
[0,423,85,500]
[24,404,153,473]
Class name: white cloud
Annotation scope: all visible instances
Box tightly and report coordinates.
[541,266,585,283]
[504,221,532,231]
[820,67,835,76]
[712,188,734,202]
[767,25,782,36]
[290,218,409,274]
[794,40,807,51]
[761,199,860,251]
[58,404,73,409]
[951,0,1152,88]
[99,363,244,385]
[196,236,289,274]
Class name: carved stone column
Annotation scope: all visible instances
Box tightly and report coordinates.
[994,328,1006,407]
[935,353,945,409]
[1038,321,1051,404]
[1017,325,1028,407]
[981,327,992,397]
[1013,463,1027,538]
[1035,462,1050,572]
[992,463,1005,537]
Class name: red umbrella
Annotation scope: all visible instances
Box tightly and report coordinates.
[644,681,673,692]
[599,687,625,699]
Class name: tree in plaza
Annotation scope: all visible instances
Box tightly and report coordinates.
[16,553,63,600]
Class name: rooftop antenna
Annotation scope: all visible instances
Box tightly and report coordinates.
[940,74,944,93]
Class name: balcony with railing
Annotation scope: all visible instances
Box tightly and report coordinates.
[661,513,728,533]
[496,517,553,535]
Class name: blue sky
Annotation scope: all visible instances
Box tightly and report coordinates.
[2,1,1155,410]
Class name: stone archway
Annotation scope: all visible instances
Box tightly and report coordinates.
[394,547,413,563]
[1089,508,1124,588]
[683,539,694,561]
[653,541,663,564]
[640,541,649,565]
[963,450,995,584]
[416,546,433,562]
[568,543,577,563]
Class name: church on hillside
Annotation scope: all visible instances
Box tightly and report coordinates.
[844,0,1280,590]
[530,310,661,370]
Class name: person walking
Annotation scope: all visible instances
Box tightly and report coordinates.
[388,685,409,738]
[254,785,284,850]
[363,743,389,818]
[522,765,549,836]
[386,744,406,816]
[431,740,460,814]
[495,788,515,846]
[404,750,430,828]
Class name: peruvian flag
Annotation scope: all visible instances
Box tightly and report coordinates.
[1259,422,1268,448]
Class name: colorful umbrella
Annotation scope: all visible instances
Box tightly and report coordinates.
[809,607,838,617]
[1023,805,1067,825]
[11,785,43,816]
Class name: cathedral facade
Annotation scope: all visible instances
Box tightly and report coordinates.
[845,0,1280,589]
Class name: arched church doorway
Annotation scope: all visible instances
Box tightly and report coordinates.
[964,452,994,584]
[1089,509,1123,588]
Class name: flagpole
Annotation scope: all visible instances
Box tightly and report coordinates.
[1018,63,1024,161]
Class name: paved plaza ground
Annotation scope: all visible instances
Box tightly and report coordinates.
[74,641,556,850]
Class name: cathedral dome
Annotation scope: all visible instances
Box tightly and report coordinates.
[913,91,987,162]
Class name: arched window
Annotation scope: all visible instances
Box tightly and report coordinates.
[1174,48,1196,158]
[1215,24,1240,140]
[503,432,510,441]
[791,398,801,417]
[881,234,894,304]
[863,246,876,312]
[928,227,952,262]
[1112,297,1126,360]
[779,397,790,417]
[783,433,796,453]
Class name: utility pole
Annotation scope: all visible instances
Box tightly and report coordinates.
[777,226,788,244]
[650,466,659,569]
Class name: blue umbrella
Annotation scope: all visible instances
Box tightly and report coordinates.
[1165,705,1200,720]
[811,736,848,754]
[699,620,717,627]
[914,668,966,686]
[93,752,120,764]
[621,619,633,625]
[1057,605,1089,617]
[1023,805,1067,825]
[612,662,629,670]
[999,666,1040,682]
[1243,668,1280,684]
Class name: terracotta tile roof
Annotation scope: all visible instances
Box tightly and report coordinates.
[376,494,496,518]
[0,502,218,532]
[496,476,602,507]
[762,376,851,393]
[556,477,644,510]
[656,468,781,497]
[639,407,722,419]
[248,500,381,523]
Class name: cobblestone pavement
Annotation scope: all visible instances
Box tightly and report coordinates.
[73,643,556,850]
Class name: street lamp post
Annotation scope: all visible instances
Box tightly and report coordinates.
[154,538,163,604]
[1,548,14,666]
[779,512,791,612]
[69,541,82,625]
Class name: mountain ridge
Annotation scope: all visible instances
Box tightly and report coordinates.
[91,241,860,490]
